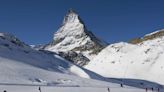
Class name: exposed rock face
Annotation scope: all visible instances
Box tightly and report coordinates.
[129,29,164,44]
[44,9,107,66]
[58,51,90,66]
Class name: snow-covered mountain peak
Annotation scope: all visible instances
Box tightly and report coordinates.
[53,9,87,42]
[44,9,107,66]
[63,9,80,24]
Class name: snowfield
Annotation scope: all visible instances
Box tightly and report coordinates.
[86,34,164,85]
[0,32,159,92]
[0,33,112,87]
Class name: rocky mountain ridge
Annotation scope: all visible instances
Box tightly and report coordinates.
[43,9,107,66]
[129,29,164,44]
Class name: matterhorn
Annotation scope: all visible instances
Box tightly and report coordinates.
[43,9,107,66]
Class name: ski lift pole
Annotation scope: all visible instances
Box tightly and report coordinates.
[122,61,129,87]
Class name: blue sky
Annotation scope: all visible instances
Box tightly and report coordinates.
[0,0,164,44]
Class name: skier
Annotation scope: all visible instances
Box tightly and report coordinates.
[145,88,148,92]
[39,87,42,92]
[107,87,110,92]
[120,83,123,87]
[158,88,160,92]
[151,87,154,91]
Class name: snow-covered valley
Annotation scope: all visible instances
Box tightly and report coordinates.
[1,9,164,92]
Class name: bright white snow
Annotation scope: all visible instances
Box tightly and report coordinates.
[86,35,164,85]
[0,33,114,87]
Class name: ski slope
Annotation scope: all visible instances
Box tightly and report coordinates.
[1,23,164,91]
[86,32,164,85]
[0,33,113,87]
[1,32,156,92]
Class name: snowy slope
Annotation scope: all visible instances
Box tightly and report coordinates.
[85,30,164,85]
[44,9,107,66]
[0,32,114,87]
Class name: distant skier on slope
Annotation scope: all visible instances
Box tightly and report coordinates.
[158,88,160,92]
[39,86,41,92]
[151,87,154,91]
[120,83,123,87]
[107,87,110,92]
[145,88,148,92]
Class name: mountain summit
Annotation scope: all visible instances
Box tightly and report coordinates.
[63,9,82,24]
[44,9,107,66]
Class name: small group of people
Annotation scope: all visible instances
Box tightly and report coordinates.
[2,85,161,92]
[107,84,123,92]
[107,84,161,92]
[145,87,160,92]
[2,86,41,92]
